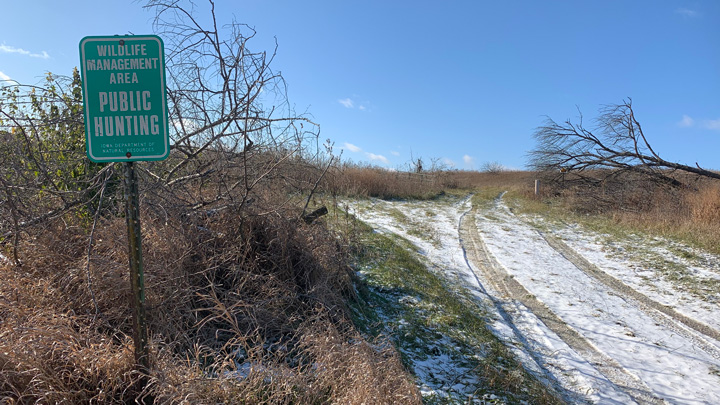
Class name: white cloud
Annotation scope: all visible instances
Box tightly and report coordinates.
[675,7,699,18]
[390,151,400,156]
[704,119,720,130]
[366,152,390,165]
[343,142,362,152]
[338,98,354,108]
[463,154,474,169]
[0,71,11,82]
[358,105,366,111]
[0,44,50,59]
[443,158,456,168]
[678,114,695,127]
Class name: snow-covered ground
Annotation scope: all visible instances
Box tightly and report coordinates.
[543,220,720,334]
[347,194,720,404]
[347,196,491,400]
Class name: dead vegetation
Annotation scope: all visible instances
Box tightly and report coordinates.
[0,0,421,402]
[327,163,533,199]
[4,145,718,403]
[526,98,720,251]
[0,187,421,403]
[531,170,720,253]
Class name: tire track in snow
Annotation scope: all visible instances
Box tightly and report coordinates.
[460,209,663,405]
[538,231,720,360]
[456,208,574,403]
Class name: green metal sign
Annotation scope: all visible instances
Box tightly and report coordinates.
[79,35,169,162]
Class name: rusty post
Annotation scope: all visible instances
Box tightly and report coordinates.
[124,161,149,372]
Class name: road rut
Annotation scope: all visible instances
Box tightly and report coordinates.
[460,210,663,404]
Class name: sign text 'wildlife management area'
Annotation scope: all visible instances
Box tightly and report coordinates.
[79,35,169,162]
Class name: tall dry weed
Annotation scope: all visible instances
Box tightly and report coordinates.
[541,171,720,253]
[0,185,421,403]
[297,319,421,404]
[0,263,141,403]
[687,185,720,226]
[328,164,532,200]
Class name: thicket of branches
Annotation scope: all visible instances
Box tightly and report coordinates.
[0,1,420,403]
[0,1,331,248]
[528,99,720,188]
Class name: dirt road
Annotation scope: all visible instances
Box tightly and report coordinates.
[463,193,720,404]
[347,194,720,403]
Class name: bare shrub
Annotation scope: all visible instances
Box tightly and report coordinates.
[529,99,720,185]
[0,183,424,402]
[481,161,506,174]
[0,2,420,402]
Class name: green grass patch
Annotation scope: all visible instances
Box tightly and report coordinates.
[470,188,506,209]
[347,217,563,404]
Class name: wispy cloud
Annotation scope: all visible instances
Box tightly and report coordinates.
[679,114,720,130]
[338,98,354,108]
[343,142,362,153]
[704,119,720,130]
[463,154,474,169]
[0,71,11,82]
[443,158,456,168]
[390,151,400,157]
[675,7,699,18]
[0,44,50,59]
[366,152,390,165]
[678,114,695,127]
[338,97,370,111]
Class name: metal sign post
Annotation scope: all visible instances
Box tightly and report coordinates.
[80,35,169,373]
[124,161,149,370]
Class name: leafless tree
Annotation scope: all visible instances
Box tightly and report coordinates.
[528,99,720,186]
[143,0,323,215]
[481,161,505,174]
[0,0,329,253]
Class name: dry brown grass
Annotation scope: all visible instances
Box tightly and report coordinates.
[687,184,720,225]
[0,188,420,403]
[534,171,720,253]
[21,158,720,403]
[328,166,447,199]
[296,320,421,403]
[327,164,533,200]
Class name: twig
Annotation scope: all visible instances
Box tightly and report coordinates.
[301,154,336,218]
[86,169,113,319]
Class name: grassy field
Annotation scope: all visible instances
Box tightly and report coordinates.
[2,158,719,403]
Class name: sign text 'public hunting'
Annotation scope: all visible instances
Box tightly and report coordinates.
[80,35,169,162]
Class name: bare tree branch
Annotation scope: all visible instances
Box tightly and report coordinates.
[528,99,720,185]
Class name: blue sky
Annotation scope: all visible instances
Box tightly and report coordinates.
[1,1,719,170]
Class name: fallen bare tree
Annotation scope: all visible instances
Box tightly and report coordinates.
[528,99,720,186]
